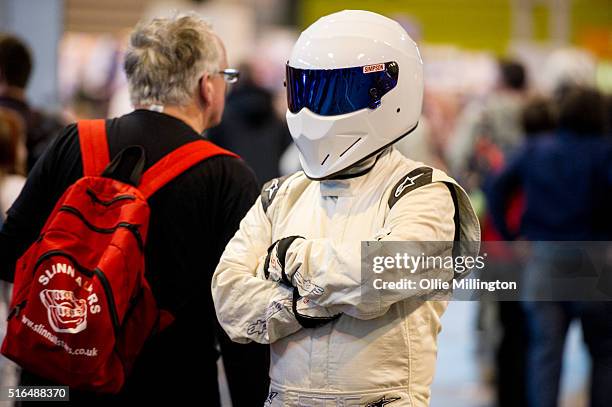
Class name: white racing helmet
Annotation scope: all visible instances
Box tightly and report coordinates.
[286,10,423,179]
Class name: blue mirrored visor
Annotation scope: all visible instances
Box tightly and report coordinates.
[286,61,399,116]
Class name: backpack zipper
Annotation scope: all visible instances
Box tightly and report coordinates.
[58,206,144,251]
[86,189,136,207]
[6,300,27,320]
[32,250,93,277]
[93,268,120,338]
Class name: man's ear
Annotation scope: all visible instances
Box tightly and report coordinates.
[199,74,214,107]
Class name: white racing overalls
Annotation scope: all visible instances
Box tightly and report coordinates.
[212,148,480,406]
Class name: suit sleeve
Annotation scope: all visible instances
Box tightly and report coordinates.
[211,196,303,344]
[283,182,456,320]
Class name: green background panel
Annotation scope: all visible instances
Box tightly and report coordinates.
[571,0,612,42]
[532,3,549,43]
[300,0,612,54]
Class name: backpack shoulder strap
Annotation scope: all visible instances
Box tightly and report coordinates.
[138,140,238,199]
[77,120,110,176]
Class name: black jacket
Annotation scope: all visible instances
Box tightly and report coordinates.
[0,110,269,405]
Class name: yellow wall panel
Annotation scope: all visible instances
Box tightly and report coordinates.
[300,0,511,53]
[301,0,612,55]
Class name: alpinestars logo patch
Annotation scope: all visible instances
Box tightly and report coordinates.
[388,167,433,209]
[264,178,279,199]
[261,174,291,212]
[394,172,425,197]
[366,395,402,407]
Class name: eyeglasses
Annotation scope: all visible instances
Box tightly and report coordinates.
[218,68,240,84]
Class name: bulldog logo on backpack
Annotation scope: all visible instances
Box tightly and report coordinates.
[40,289,88,334]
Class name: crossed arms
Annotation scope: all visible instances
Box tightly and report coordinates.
[211,182,455,344]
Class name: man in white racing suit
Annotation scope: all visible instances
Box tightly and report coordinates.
[212,10,480,407]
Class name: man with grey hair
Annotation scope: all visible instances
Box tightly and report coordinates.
[123,14,228,129]
[0,14,268,405]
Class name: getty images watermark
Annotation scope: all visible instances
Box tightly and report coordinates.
[372,251,516,292]
[361,241,612,301]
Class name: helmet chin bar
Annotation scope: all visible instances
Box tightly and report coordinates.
[304,121,420,181]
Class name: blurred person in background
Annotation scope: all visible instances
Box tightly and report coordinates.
[489,86,611,241]
[0,108,26,391]
[485,96,557,407]
[0,109,26,215]
[0,14,268,405]
[607,93,612,138]
[487,87,612,407]
[447,59,528,186]
[0,34,64,173]
[208,63,292,186]
[521,97,556,139]
[445,59,529,406]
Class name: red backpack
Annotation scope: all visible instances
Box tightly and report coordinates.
[1,119,237,393]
